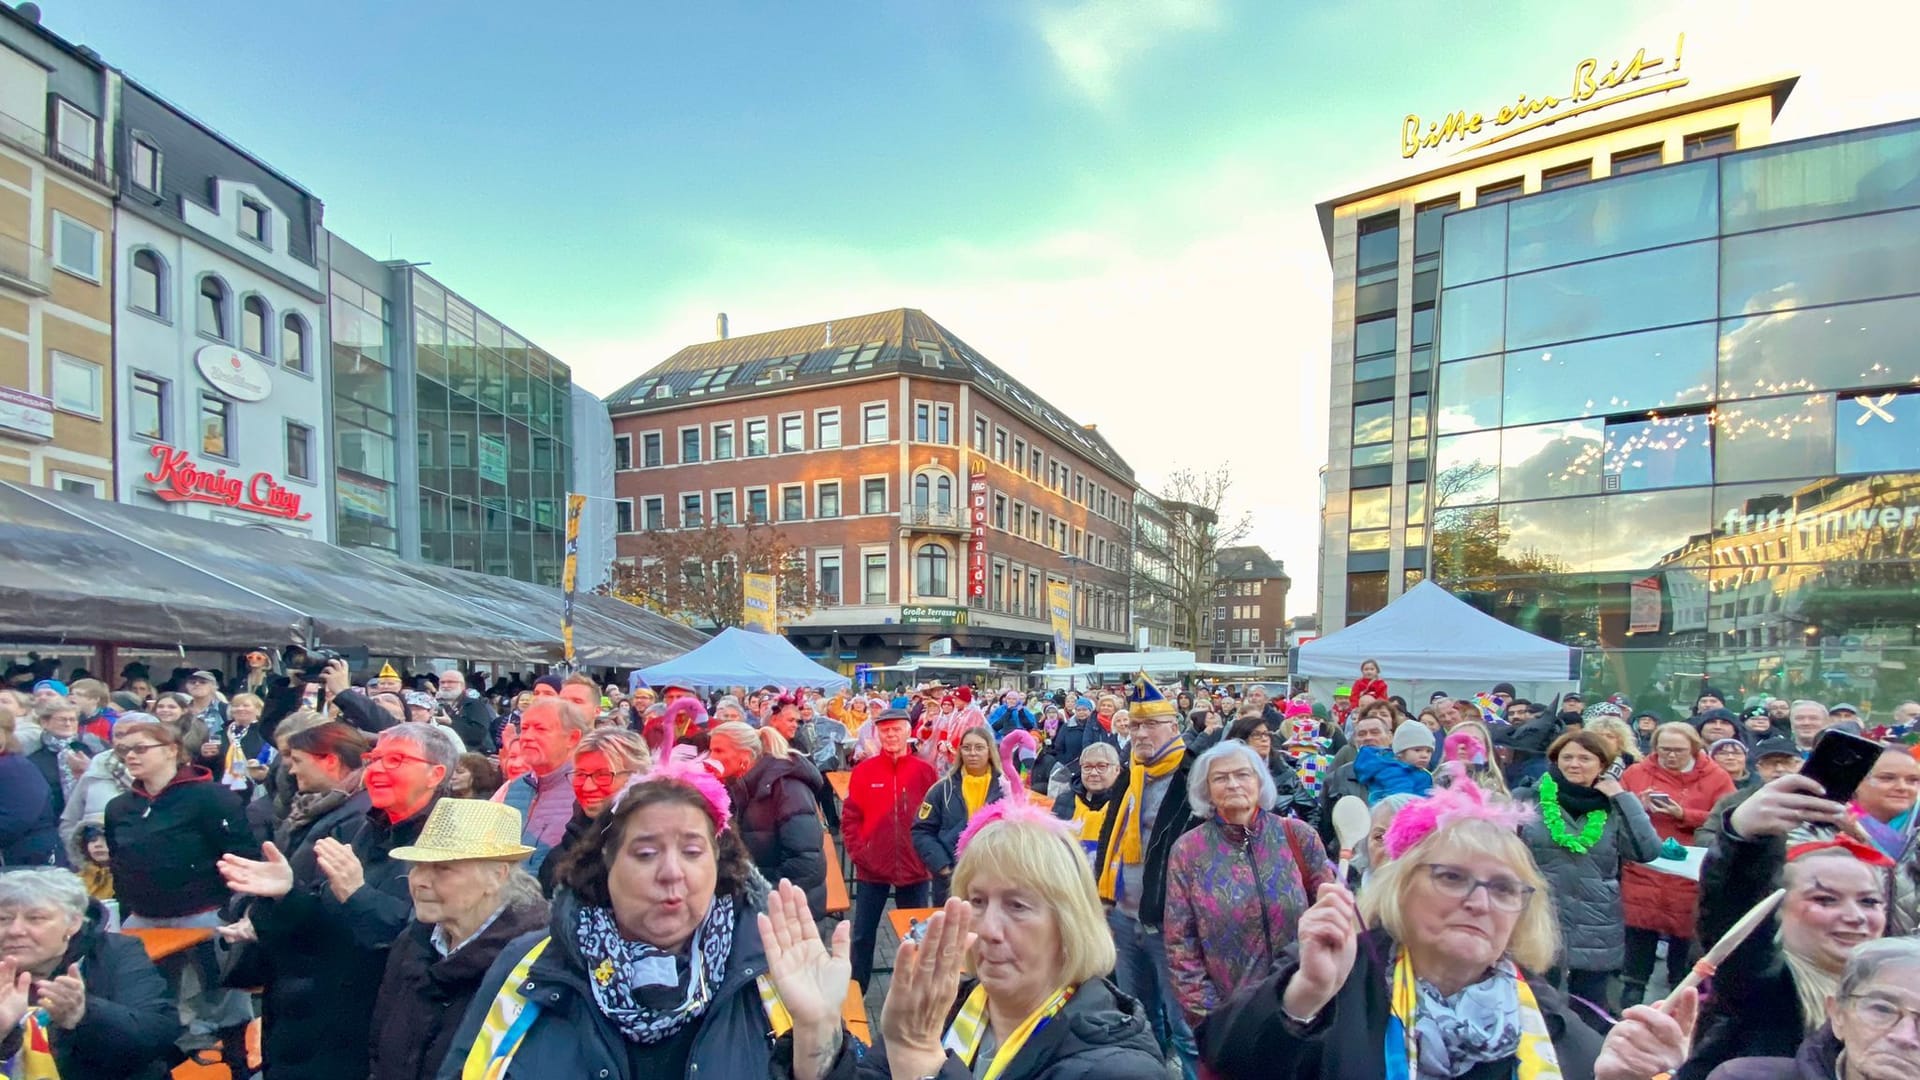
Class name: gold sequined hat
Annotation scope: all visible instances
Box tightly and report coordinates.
[389,798,535,863]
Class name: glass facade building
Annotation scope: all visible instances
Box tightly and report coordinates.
[1423,119,1920,709]
[330,269,400,551]
[410,272,572,585]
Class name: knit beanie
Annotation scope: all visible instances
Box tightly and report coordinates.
[1392,722,1436,755]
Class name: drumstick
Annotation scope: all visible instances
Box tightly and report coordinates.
[1660,887,1785,1012]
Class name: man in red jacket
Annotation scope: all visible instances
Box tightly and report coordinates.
[842,705,937,988]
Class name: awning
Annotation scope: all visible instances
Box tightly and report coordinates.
[0,483,706,664]
[0,482,304,647]
[635,626,850,691]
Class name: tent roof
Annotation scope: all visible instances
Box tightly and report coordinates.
[1296,581,1577,682]
[637,627,850,690]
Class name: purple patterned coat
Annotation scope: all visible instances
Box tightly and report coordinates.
[1163,810,1335,1025]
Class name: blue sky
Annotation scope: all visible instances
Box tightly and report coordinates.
[60,0,1919,610]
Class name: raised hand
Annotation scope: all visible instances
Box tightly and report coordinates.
[313,837,365,902]
[1731,773,1850,838]
[0,960,31,1031]
[1283,882,1360,1022]
[758,880,850,1080]
[214,917,257,944]
[880,897,975,1080]
[35,963,86,1030]
[1595,986,1698,1080]
[219,842,294,899]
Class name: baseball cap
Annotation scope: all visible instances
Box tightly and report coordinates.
[31,678,69,696]
[1752,736,1801,760]
[1830,702,1862,717]
[188,670,220,684]
[403,691,436,711]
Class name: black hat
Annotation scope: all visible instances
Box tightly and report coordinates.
[120,661,151,680]
[1493,682,1518,698]
[535,674,565,693]
[1752,736,1801,760]
[1562,690,1585,703]
[1695,707,1740,728]
[1697,687,1728,704]
[1495,720,1557,755]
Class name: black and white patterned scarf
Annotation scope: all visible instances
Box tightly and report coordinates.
[574,894,737,1044]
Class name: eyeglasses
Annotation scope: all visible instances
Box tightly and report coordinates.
[1845,995,1920,1033]
[113,743,167,758]
[1207,769,1259,788]
[1080,763,1115,773]
[1422,863,1536,912]
[364,751,435,771]
[575,769,632,788]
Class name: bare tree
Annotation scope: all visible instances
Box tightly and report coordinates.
[606,516,823,630]
[1130,466,1252,656]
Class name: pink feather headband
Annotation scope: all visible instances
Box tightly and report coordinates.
[609,696,732,831]
[1381,763,1533,861]
[955,795,1076,858]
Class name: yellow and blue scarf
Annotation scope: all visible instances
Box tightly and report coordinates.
[2,1010,60,1080]
[942,983,1074,1080]
[1386,948,1561,1080]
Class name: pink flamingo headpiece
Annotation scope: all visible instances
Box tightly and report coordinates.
[1381,763,1533,861]
[612,696,732,831]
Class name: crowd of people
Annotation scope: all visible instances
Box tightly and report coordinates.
[1,650,1919,1080]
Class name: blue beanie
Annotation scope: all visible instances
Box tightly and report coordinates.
[1074,697,1094,711]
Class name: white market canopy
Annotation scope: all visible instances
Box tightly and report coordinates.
[635,626,850,691]
[867,656,998,673]
[1296,581,1579,696]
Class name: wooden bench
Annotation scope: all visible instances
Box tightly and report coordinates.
[842,979,870,1045]
[125,926,213,961]
[887,906,940,946]
[822,831,850,916]
[826,769,852,801]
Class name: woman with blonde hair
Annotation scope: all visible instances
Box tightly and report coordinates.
[708,719,828,916]
[1583,713,1641,775]
[911,724,1004,904]
[1438,718,1509,798]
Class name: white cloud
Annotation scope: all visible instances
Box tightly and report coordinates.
[1033,0,1222,104]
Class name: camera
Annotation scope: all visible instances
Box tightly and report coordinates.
[289,645,368,682]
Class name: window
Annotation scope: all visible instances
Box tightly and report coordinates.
[1683,127,1736,160]
[1351,400,1395,466]
[1722,125,1920,233]
[862,477,886,514]
[615,500,635,533]
[285,422,313,480]
[199,394,232,458]
[816,410,840,449]
[714,490,736,524]
[49,353,101,418]
[915,402,931,442]
[817,554,842,604]
[993,494,1007,529]
[642,497,664,530]
[973,415,989,450]
[1437,278,1504,361]
[1476,178,1524,204]
[681,493,703,527]
[1721,208,1920,318]
[130,250,164,317]
[1011,501,1025,537]
[239,198,269,244]
[51,213,100,281]
[712,423,735,460]
[680,428,701,464]
[51,473,103,497]
[1440,202,1507,288]
[1508,161,1717,275]
[241,295,270,356]
[1603,413,1712,491]
[1611,144,1664,176]
[281,314,308,372]
[1032,449,1045,481]
[862,403,887,443]
[935,404,952,444]
[1357,212,1399,274]
[1013,438,1027,473]
[132,373,167,439]
[1354,315,1396,381]
[641,432,662,468]
[1347,572,1389,621]
[991,562,1005,610]
[745,418,769,457]
[817,481,841,518]
[198,276,230,340]
[613,435,632,471]
[915,544,950,597]
[993,428,1007,462]
[1714,395,1835,484]
[780,414,804,453]
[746,487,769,522]
[1838,390,1920,474]
[1503,322,1716,427]
[1539,162,1592,191]
[130,137,160,192]
[864,553,889,604]
[52,100,95,168]
[912,473,930,507]
[781,485,804,521]
[1507,241,1717,350]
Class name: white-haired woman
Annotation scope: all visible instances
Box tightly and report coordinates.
[1201,781,1622,1078]
[851,804,1167,1079]
[1706,936,1920,1080]
[0,867,180,1079]
[1164,740,1336,1027]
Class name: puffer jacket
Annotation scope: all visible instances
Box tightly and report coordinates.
[1050,718,1119,774]
[0,900,181,1080]
[102,764,256,917]
[912,768,1005,878]
[1619,751,1734,938]
[820,976,1166,1080]
[1700,1025,1841,1080]
[842,749,937,886]
[728,751,827,914]
[1512,780,1661,971]
[59,748,133,859]
[1163,811,1335,1024]
[0,750,58,865]
[1679,823,1808,1080]
[434,885,810,1080]
[369,895,552,1080]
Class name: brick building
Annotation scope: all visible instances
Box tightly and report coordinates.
[605,308,1135,673]
[1213,544,1291,670]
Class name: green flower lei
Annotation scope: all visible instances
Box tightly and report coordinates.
[1539,773,1608,854]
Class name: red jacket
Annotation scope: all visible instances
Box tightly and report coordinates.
[1350,677,1388,704]
[1619,751,1734,938]
[842,750,937,886]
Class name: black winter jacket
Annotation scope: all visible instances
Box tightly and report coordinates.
[0,901,181,1080]
[330,688,401,736]
[1051,719,1119,774]
[102,765,256,917]
[0,751,58,866]
[1200,928,1606,1080]
[822,976,1165,1080]
[1089,737,1199,929]
[912,770,1006,877]
[729,752,828,913]
[248,796,438,1080]
[1678,820,1806,1080]
[369,896,552,1080]
[27,732,106,820]
[1316,760,1370,850]
[536,805,596,896]
[445,691,498,753]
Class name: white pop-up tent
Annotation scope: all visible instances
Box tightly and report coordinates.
[1296,581,1580,705]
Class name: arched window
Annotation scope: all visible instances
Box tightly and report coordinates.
[281,313,308,373]
[915,543,949,597]
[130,249,164,316]
[198,276,229,340]
[912,473,931,507]
[934,474,952,511]
[241,295,270,356]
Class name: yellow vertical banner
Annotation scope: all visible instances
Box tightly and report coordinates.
[562,493,586,667]
[1048,578,1074,668]
[742,571,777,633]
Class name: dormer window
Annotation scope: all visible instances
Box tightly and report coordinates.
[239,197,269,245]
[130,137,161,192]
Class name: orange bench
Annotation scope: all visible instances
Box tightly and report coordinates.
[842,979,870,1044]
[822,831,850,916]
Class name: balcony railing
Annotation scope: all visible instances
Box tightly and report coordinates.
[0,231,52,295]
[0,105,114,187]
[899,503,968,531]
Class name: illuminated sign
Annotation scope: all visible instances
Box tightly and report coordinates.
[143,443,312,521]
[968,472,989,598]
[1401,35,1688,160]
